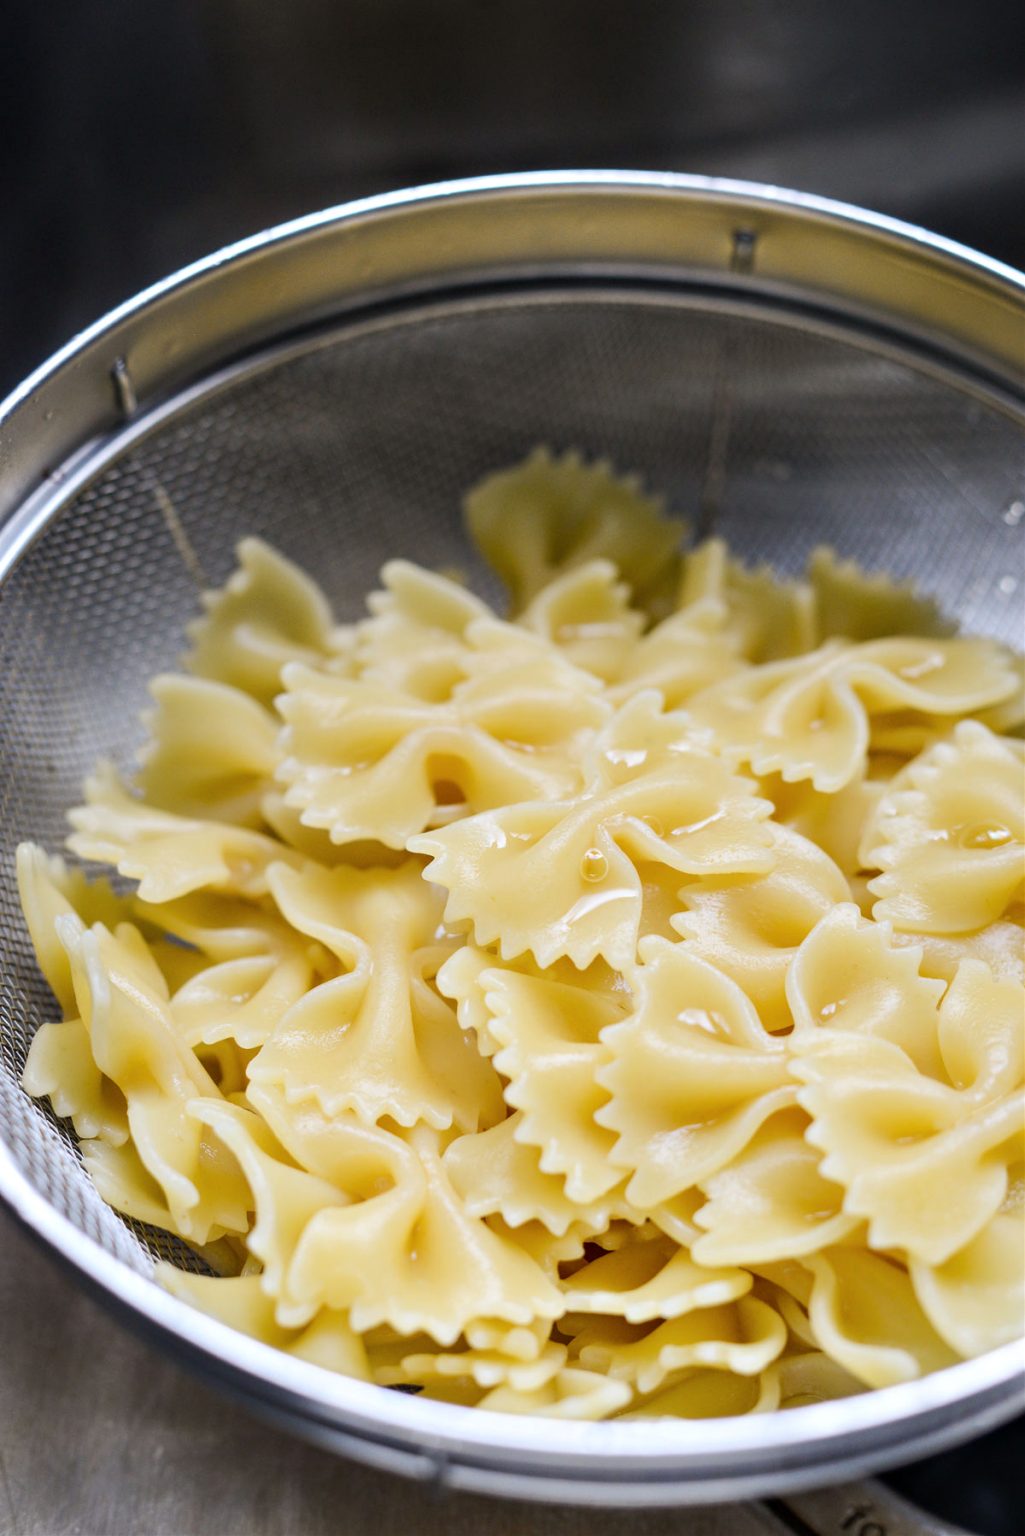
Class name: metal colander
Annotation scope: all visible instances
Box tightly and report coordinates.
[0,173,1022,1506]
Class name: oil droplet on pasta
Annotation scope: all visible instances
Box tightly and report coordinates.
[898,652,946,681]
[819,999,845,1021]
[580,848,609,882]
[957,822,1014,850]
[676,1007,729,1037]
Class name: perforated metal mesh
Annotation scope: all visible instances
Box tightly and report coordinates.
[0,288,1022,1277]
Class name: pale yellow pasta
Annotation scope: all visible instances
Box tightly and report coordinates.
[410,718,775,971]
[788,909,1024,1265]
[687,635,1019,791]
[16,447,1023,1423]
[464,446,686,615]
[355,559,492,700]
[477,1367,632,1419]
[861,721,1025,933]
[558,1232,751,1323]
[68,762,305,902]
[185,536,349,705]
[690,1106,858,1266]
[596,937,792,1208]
[678,538,817,663]
[807,546,953,644]
[442,1113,630,1236]
[672,823,851,1032]
[276,639,608,849]
[519,559,645,685]
[137,674,279,827]
[569,1295,788,1393]
[466,960,628,1203]
[605,599,745,709]
[59,915,250,1244]
[247,860,504,1132]
[801,1248,958,1388]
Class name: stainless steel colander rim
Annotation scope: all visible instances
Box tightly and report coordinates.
[3,1134,1022,1487]
[1,171,1023,1501]
[3,170,1023,537]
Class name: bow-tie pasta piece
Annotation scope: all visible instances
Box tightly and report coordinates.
[687,636,1019,792]
[187,1099,354,1326]
[519,560,645,684]
[786,903,947,1074]
[595,938,792,1208]
[132,886,315,968]
[866,660,1025,761]
[691,1107,858,1266]
[203,1105,565,1344]
[436,942,630,1055]
[894,924,1025,988]
[67,763,304,904]
[934,958,1024,1101]
[248,860,504,1132]
[796,1032,1023,1266]
[582,689,718,786]
[864,649,1024,757]
[259,791,409,869]
[159,1268,371,1379]
[605,601,746,709]
[559,1232,750,1324]
[22,1013,129,1148]
[862,723,1025,934]
[170,946,315,1054]
[910,1199,1025,1358]
[760,767,889,884]
[443,1113,631,1236]
[807,546,953,643]
[484,1215,592,1280]
[54,915,250,1244]
[18,842,132,1144]
[356,561,493,700]
[672,825,851,1032]
[377,1339,567,1394]
[135,675,279,827]
[759,1351,865,1412]
[678,538,817,663]
[478,1366,633,1419]
[803,1248,959,1387]
[789,915,1024,1264]
[472,962,630,1203]
[276,637,608,849]
[411,737,775,971]
[571,1295,787,1395]
[620,1366,778,1419]
[81,1137,186,1233]
[462,1316,557,1362]
[16,842,142,1017]
[185,537,349,706]
[464,447,686,618]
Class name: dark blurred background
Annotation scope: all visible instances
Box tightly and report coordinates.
[2,0,1023,396]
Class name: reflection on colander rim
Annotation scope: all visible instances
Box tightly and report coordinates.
[0,173,1022,1507]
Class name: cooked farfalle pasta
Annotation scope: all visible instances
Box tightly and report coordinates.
[18,447,1024,1422]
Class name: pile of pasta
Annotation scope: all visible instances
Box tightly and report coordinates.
[19,448,1025,1421]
